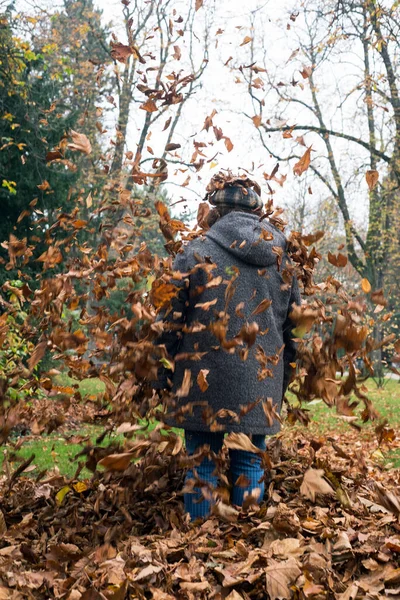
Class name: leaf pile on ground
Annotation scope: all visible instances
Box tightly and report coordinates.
[1,430,400,599]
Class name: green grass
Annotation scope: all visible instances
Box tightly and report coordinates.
[2,425,105,478]
[2,376,400,477]
[287,378,400,468]
[288,378,400,431]
[54,373,106,398]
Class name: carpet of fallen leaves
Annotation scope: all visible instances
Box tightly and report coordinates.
[1,428,400,600]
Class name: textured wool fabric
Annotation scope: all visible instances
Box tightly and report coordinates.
[184,430,266,520]
[155,211,301,435]
[209,185,263,212]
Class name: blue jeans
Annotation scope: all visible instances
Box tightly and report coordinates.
[184,431,266,520]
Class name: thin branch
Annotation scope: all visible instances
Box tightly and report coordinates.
[261,123,392,165]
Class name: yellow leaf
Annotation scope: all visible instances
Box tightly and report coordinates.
[86,192,92,208]
[73,482,88,493]
[361,278,371,293]
[56,486,71,506]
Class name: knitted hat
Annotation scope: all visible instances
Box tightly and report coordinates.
[209,186,263,211]
[205,172,263,212]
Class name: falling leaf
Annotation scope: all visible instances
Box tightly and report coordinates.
[197,369,209,392]
[225,432,262,454]
[28,340,47,371]
[366,169,379,191]
[163,117,172,131]
[328,252,348,268]
[224,137,234,152]
[165,143,181,151]
[37,180,51,191]
[172,45,181,60]
[300,65,313,78]
[240,36,252,46]
[202,109,217,131]
[98,453,133,472]
[361,278,372,293]
[176,369,192,398]
[252,298,272,315]
[293,146,312,176]
[46,150,63,162]
[300,468,335,502]
[68,130,92,155]
[140,99,158,112]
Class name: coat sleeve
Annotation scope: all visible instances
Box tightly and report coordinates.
[282,274,301,395]
[153,250,191,390]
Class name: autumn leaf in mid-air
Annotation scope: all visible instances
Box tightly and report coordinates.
[68,130,92,155]
[366,169,379,191]
[240,36,253,46]
[140,99,158,113]
[328,252,348,268]
[293,146,312,176]
[361,278,372,293]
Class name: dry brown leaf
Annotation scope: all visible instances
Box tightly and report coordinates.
[98,453,133,471]
[224,432,262,454]
[197,369,209,392]
[140,99,158,113]
[252,298,272,316]
[68,130,92,154]
[300,468,335,502]
[293,146,312,176]
[265,557,302,600]
[28,340,47,371]
[366,169,379,191]
[176,369,192,398]
[240,36,253,46]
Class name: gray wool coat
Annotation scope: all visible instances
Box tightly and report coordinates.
[155,211,301,435]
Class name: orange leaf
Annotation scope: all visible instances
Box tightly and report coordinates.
[224,137,234,152]
[252,115,262,128]
[240,36,252,46]
[366,169,379,191]
[140,99,158,112]
[293,146,312,176]
[195,0,203,10]
[197,369,209,392]
[361,278,371,293]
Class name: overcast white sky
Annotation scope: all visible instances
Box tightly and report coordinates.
[92,0,310,211]
[11,0,378,231]
[89,0,376,233]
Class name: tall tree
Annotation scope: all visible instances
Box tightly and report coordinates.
[0,1,111,281]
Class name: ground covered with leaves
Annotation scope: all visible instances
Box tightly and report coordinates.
[1,427,400,600]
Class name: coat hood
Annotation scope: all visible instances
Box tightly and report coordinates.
[206,211,287,267]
